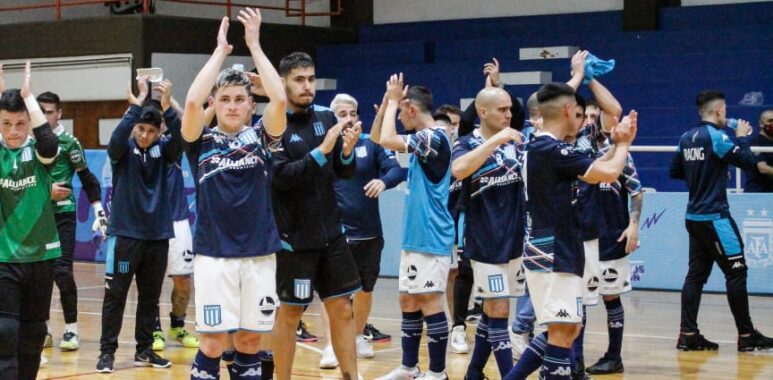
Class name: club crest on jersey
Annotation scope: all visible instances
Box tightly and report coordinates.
[488,274,505,293]
[355,146,368,158]
[117,261,130,274]
[21,147,33,162]
[294,279,311,300]
[149,145,161,158]
[203,305,222,327]
[313,121,325,136]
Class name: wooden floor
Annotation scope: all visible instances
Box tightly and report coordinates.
[38,262,772,379]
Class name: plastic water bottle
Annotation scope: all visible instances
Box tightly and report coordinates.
[727,118,739,130]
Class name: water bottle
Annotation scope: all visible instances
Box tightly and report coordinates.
[727,118,738,130]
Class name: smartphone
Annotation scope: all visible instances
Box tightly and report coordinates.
[136,67,164,83]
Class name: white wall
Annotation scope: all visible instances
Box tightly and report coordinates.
[373,0,625,24]
[151,53,257,102]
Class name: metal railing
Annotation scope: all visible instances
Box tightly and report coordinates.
[0,0,342,25]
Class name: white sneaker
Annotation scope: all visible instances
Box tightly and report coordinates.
[39,354,48,368]
[375,365,421,380]
[319,345,339,369]
[510,330,530,360]
[415,370,448,379]
[450,325,469,354]
[356,334,375,358]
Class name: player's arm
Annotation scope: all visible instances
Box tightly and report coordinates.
[75,167,108,235]
[588,80,623,132]
[272,122,346,190]
[369,93,388,144]
[108,78,147,161]
[669,141,686,179]
[154,80,183,161]
[619,156,643,253]
[334,118,360,179]
[566,50,588,90]
[716,120,765,172]
[18,61,57,163]
[183,16,232,143]
[379,73,409,152]
[451,128,521,180]
[581,110,638,184]
[376,145,406,189]
[240,7,286,138]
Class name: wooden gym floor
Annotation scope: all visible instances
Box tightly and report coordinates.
[37,262,772,379]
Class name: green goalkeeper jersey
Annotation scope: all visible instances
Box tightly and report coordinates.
[0,137,62,263]
[50,124,88,213]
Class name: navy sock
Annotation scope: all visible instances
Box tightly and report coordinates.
[425,312,449,374]
[573,305,586,365]
[170,312,186,329]
[540,344,572,380]
[503,331,547,380]
[259,351,274,380]
[233,351,261,379]
[488,316,513,377]
[222,350,236,379]
[401,310,424,368]
[191,350,221,380]
[605,297,624,360]
[465,314,491,378]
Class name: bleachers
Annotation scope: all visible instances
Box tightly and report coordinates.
[315,2,772,191]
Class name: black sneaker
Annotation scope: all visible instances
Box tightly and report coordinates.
[572,359,593,379]
[738,330,773,352]
[134,349,172,368]
[96,353,114,373]
[363,323,392,342]
[676,332,719,351]
[586,356,623,374]
[296,320,318,343]
[465,303,483,322]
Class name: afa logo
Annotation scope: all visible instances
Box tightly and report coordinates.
[743,209,773,268]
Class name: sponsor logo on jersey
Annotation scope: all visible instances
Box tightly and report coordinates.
[289,134,303,143]
[515,268,526,284]
[682,147,705,161]
[70,150,83,164]
[203,305,222,327]
[555,309,570,318]
[424,280,435,288]
[355,146,368,158]
[0,176,37,191]
[587,276,600,291]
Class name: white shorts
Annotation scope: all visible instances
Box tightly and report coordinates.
[398,251,450,294]
[194,254,277,333]
[167,219,194,276]
[471,257,526,299]
[599,256,633,296]
[525,269,584,325]
[582,239,601,306]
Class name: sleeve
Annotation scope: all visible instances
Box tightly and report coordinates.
[507,89,526,132]
[459,99,478,137]
[334,135,356,179]
[669,144,686,180]
[622,153,642,196]
[450,136,472,162]
[376,144,405,189]
[76,168,102,203]
[254,117,282,159]
[552,143,596,179]
[713,132,760,171]
[404,128,443,162]
[107,105,142,162]
[32,122,58,163]
[161,107,183,162]
[67,137,89,171]
[271,140,325,191]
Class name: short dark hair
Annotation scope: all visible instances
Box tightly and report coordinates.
[405,86,433,113]
[536,83,575,104]
[436,104,462,117]
[212,68,251,96]
[37,91,61,109]
[0,89,27,113]
[279,52,315,77]
[575,94,586,113]
[585,98,599,110]
[137,105,162,128]
[432,113,452,125]
[696,90,725,109]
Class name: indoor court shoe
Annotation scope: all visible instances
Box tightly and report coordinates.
[39,354,48,368]
[96,353,114,373]
[134,349,172,368]
[364,323,392,342]
[60,331,80,351]
[450,325,470,354]
[738,330,773,352]
[375,365,422,380]
[416,370,448,379]
[465,303,483,322]
[296,320,318,342]
[356,334,375,358]
[319,345,339,369]
[169,327,200,348]
[152,330,166,351]
[43,332,54,348]
[676,332,719,351]
[586,356,623,374]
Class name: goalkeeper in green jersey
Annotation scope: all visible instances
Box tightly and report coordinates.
[0,61,61,380]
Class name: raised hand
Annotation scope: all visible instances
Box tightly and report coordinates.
[611,110,638,146]
[128,76,150,106]
[374,92,388,113]
[493,127,523,145]
[20,61,32,98]
[571,50,589,78]
[342,121,362,157]
[319,122,345,155]
[386,73,407,102]
[483,58,502,87]
[217,16,233,55]
[154,79,173,111]
[735,119,752,138]
[238,7,262,50]
[245,72,266,97]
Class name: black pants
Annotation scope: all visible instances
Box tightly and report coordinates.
[453,256,474,327]
[681,218,754,335]
[54,212,78,324]
[100,236,168,355]
[0,260,54,380]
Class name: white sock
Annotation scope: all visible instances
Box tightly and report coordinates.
[64,323,78,335]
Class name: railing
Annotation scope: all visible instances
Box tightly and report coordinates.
[631,145,773,192]
[0,0,342,25]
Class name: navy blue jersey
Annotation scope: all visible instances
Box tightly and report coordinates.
[572,135,601,241]
[523,133,595,276]
[334,135,404,239]
[744,133,772,193]
[167,159,190,222]
[670,122,760,220]
[107,105,182,240]
[184,120,282,258]
[452,130,525,264]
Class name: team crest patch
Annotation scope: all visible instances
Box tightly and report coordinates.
[488,274,505,293]
[203,305,222,327]
[117,261,130,274]
[69,150,83,164]
[313,121,325,136]
[294,279,311,300]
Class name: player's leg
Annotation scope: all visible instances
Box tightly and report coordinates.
[352,237,385,356]
[18,260,55,380]
[318,305,338,369]
[167,220,198,348]
[0,263,24,380]
[572,239,600,377]
[511,286,535,360]
[411,253,451,378]
[678,221,718,350]
[53,212,79,351]
[133,240,170,368]
[451,256,473,354]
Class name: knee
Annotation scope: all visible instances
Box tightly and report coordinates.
[277,305,303,324]
[199,334,228,358]
[172,276,192,291]
[602,295,619,302]
[547,324,582,347]
[483,299,509,318]
[18,321,46,356]
[327,298,353,321]
[0,318,20,357]
[399,293,420,311]
[233,333,261,354]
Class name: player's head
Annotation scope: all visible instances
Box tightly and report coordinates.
[566,94,586,142]
[759,109,773,136]
[475,87,512,132]
[696,90,727,127]
[37,91,62,129]
[209,68,253,131]
[435,104,462,132]
[526,91,540,120]
[132,105,162,149]
[330,93,359,126]
[584,98,600,128]
[0,89,31,149]
[398,85,433,131]
[279,52,316,110]
[537,82,578,133]
[433,112,452,138]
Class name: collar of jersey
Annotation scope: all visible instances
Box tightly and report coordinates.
[700,121,721,130]
[534,130,559,140]
[53,123,65,136]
